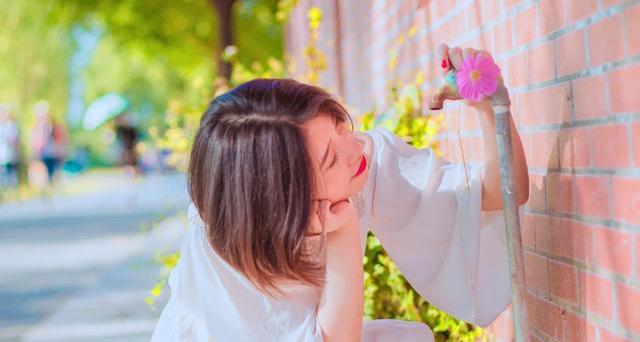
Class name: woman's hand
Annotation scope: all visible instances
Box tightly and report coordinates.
[307,199,358,236]
[438,43,510,112]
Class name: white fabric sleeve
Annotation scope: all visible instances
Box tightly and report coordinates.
[364,127,514,327]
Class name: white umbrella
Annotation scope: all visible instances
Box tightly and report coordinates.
[82,93,130,130]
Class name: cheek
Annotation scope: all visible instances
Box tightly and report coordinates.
[323,168,353,202]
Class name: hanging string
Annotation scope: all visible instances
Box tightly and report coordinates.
[456,102,470,192]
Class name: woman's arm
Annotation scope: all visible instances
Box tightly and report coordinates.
[442,45,529,211]
[476,95,529,211]
[317,205,363,342]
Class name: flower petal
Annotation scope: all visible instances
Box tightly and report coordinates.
[477,76,498,96]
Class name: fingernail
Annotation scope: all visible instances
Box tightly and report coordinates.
[441,59,449,69]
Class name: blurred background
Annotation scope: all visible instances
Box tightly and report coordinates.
[0,0,288,199]
[0,1,292,341]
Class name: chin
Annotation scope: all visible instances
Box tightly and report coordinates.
[348,171,369,197]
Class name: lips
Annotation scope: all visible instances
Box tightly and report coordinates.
[354,155,367,177]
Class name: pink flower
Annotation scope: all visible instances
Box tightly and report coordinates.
[455,55,501,102]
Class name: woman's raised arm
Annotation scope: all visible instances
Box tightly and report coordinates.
[315,200,363,342]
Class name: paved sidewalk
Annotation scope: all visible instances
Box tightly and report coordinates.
[0,170,190,342]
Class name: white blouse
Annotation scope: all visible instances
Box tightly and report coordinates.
[150,127,513,342]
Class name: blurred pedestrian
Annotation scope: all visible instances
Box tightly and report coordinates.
[28,100,69,190]
[0,104,20,192]
[114,113,141,176]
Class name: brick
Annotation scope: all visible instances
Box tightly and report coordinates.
[523,213,536,248]
[617,283,640,334]
[507,50,528,87]
[504,0,522,12]
[466,5,482,33]
[546,173,574,214]
[627,5,640,55]
[540,84,572,124]
[579,270,613,318]
[531,131,560,168]
[612,177,640,225]
[600,329,631,342]
[525,251,549,292]
[528,41,555,83]
[494,19,513,55]
[536,298,564,340]
[476,0,501,22]
[592,123,630,168]
[602,0,630,9]
[514,6,537,47]
[555,30,586,77]
[589,14,625,66]
[517,90,539,126]
[534,215,562,255]
[549,260,579,304]
[472,29,494,56]
[567,0,598,22]
[609,64,640,114]
[559,127,592,168]
[575,175,610,219]
[637,235,640,279]
[565,311,597,342]
[528,173,546,210]
[431,0,451,19]
[595,227,633,276]
[526,292,538,329]
[572,75,607,120]
[562,219,594,263]
[430,12,466,46]
[538,0,566,36]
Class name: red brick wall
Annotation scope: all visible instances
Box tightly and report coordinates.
[286,0,640,341]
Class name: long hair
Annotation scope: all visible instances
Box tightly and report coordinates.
[188,78,352,297]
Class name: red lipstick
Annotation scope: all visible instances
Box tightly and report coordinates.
[354,155,367,177]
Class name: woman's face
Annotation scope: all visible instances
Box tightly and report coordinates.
[302,112,369,203]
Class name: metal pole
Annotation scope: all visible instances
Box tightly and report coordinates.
[492,87,530,342]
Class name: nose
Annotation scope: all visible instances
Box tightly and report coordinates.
[346,134,363,165]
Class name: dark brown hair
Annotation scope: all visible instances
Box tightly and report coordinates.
[188,78,352,297]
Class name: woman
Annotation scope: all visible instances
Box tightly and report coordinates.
[150,45,529,342]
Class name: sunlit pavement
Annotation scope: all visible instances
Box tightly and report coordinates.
[0,170,190,341]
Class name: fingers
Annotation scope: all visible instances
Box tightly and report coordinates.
[327,200,352,218]
[477,49,492,60]
[449,46,463,70]
[462,47,476,62]
[319,199,357,233]
[307,200,328,235]
[440,45,498,68]
[437,43,451,75]
[308,199,355,236]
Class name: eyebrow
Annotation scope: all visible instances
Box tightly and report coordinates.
[320,116,339,169]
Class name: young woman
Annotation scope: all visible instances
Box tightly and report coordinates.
[150,45,529,342]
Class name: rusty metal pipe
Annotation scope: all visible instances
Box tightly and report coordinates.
[492,87,530,342]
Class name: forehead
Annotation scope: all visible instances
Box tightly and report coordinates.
[302,112,336,163]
